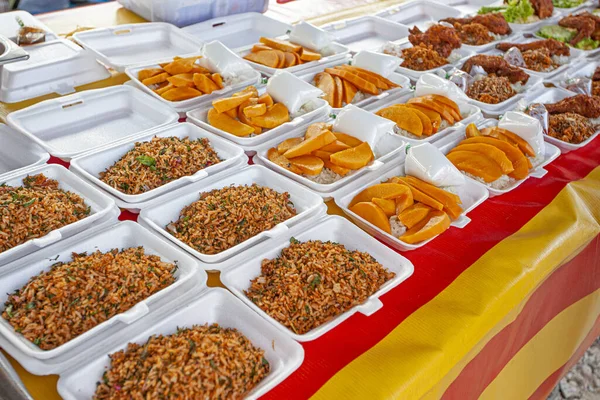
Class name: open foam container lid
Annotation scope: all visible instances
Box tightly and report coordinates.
[7,85,180,161]
[182,12,292,51]
[374,0,462,30]
[0,124,49,180]
[0,10,55,41]
[320,16,411,52]
[57,287,304,400]
[73,23,204,72]
[0,38,111,103]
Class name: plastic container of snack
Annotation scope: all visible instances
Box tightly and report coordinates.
[69,122,246,207]
[375,0,463,30]
[0,221,206,375]
[138,164,325,266]
[186,86,331,154]
[363,90,483,144]
[0,124,49,180]
[382,40,475,81]
[333,157,488,252]
[0,11,55,42]
[220,215,414,341]
[435,118,561,196]
[0,38,110,103]
[320,16,411,52]
[73,23,204,72]
[296,59,412,113]
[182,12,292,51]
[125,44,262,114]
[522,87,600,153]
[0,164,119,268]
[481,34,584,78]
[7,85,179,161]
[57,287,303,399]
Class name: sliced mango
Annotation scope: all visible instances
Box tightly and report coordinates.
[319,140,351,153]
[284,52,297,68]
[211,73,224,89]
[400,210,450,244]
[349,183,412,207]
[330,142,374,170]
[333,76,344,108]
[406,104,442,133]
[395,191,414,216]
[372,198,396,217]
[314,72,335,107]
[259,37,302,53]
[155,83,174,95]
[350,202,391,234]
[324,68,378,95]
[451,143,514,175]
[492,128,536,157]
[403,176,462,206]
[161,87,202,101]
[249,103,290,129]
[237,99,262,135]
[376,106,423,136]
[390,177,444,211]
[194,73,219,94]
[305,122,330,139]
[342,79,358,104]
[258,93,274,107]
[207,108,254,137]
[334,132,362,147]
[336,65,389,90]
[142,72,169,86]
[312,150,333,161]
[284,129,337,158]
[267,148,303,174]
[323,160,350,176]
[289,155,324,176]
[244,50,280,68]
[138,68,164,81]
[421,95,461,121]
[398,203,432,228]
[252,44,272,53]
[447,151,504,183]
[277,138,304,155]
[300,48,322,61]
[407,107,433,136]
[460,136,529,180]
[407,97,455,124]
[212,92,254,113]
[168,73,195,88]
[243,103,267,118]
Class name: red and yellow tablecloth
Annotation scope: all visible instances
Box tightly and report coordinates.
[1,2,600,399]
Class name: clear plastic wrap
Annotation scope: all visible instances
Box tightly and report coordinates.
[352,50,400,78]
[333,104,396,148]
[198,41,253,79]
[289,21,333,51]
[498,111,545,155]
[563,77,593,95]
[267,71,324,114]
[405,142,466,187]
[415,72,470,101]
[503,47,526,68]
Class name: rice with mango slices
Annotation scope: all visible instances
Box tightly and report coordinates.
[99,136,221,195]
[168,184,297,255]
[0,174,90,254]
[2,247,177,350]
[246,239,395,335]
[94,324,269,400]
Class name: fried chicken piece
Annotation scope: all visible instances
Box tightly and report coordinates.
[496,39,570,56]
[545,94,600,118]
[401,44,448,71]
[454,22,494,45]
[441,13,512,36]
[530,0,554,19]
[408,24,461,58]
[593,65,600,81]
[466,76,516,104]
[522,48,555,71]
[462,54,530,84]
[559,12,600,45]
[548,113,594,143]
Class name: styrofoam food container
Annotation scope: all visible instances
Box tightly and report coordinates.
[533,12,600,56]
[375,0,462,30]
[448,68,544,117]
[320,16,411,52]
[297,59,412,113]
[73,23,204,72]
[57,287,303,399]
[524,87,600,153]
[0,38,110,103]
[7,85,179,161]
[553,0,594,15]
[221,215,414,341]
[183,12,292,51]
[436,118,561,196]
[363,91,483,145]
[0,221,205,370]
[0,164,118,267]
[0,11,55,41]
[460,31,520,53]
[548,59,599,94]
[125,56,261,114]
[186,88,331,153]
[138,164,325,266]
[480,34,584,79]
[507,14,560,34]
[428,0,505,15]
[0,124,49,180]
[334,159,489,252]
[238,38,350,77]
[69,122,246,205]
[383,41,475,81]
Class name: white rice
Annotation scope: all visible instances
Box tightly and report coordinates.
[447,49,463,64]
[394,125,425,140]
[351,91,369,105]
[291,101,318,119]
[528,152,545,168]
[389,216,407,238]
[380,42,403,58]
[440,185,461,196]
[222,69,256,86]
[464,171,516,190]
[304,168,344,184]
[552,55,569,66]
[511,82,525,93]
[490,33,509,41]
[319,45,336,57]
[588,116,600,128]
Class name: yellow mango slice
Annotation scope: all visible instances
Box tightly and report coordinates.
[142,72,169,86]
[267,148,303,174]
[323,160,350,176]
[376,106,423,136]
[349,183,411,207]
[277,137,304,155]
[212,92,254,113]
[167,73,195,88]
[194,73,219,94]
[249,103,290,129]
[372,198,396,217]
[398,203,432,228]
[400,210,450,244]
[330,142,374,170]
[289,155,324,175]
[243,103,267,118]
[284,129,337,158]
[138,68,164,81]
[161,87,202,101]
[207,108,254,137]
[350,202,391,234]
[334,132,362,147]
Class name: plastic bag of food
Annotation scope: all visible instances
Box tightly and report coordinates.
[499,111,546,155]
[15,17,45,46]
[405,142,466,187]
[562,77,593,95]
[525,103,549,135]
[503,47,526,68]
[199,41,253,78]
[267,70,323,114]
[446,68,476,93]
[415,72,469,101]
[289,21,332,52]
[352,50,400,78]
[333,104,396,148]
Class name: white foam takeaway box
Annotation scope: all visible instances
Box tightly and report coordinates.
[220,215,414,341]
[320,16,411,52]
[375,0,462,30]
[0,124,49,180]
[0,221,206,374]
[0,164,119,268]
[138,164,326,266]
[7,85,180,161]
[73,23,204,72]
